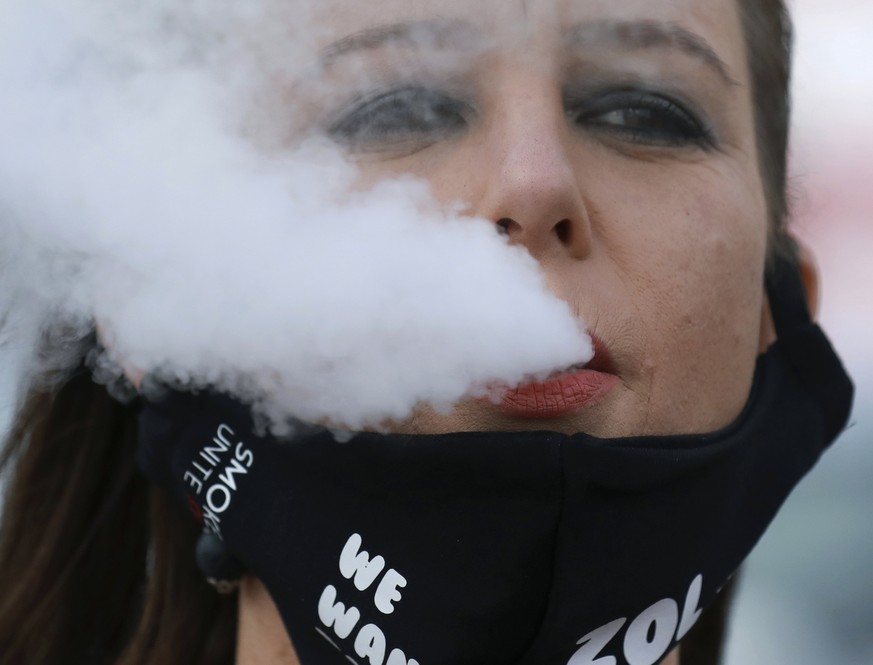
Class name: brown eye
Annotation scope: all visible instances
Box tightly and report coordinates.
[328,86,469,151]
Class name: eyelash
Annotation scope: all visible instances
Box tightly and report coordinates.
[326,85,713,151]
[327,86,470,150]
[567,90,715,149]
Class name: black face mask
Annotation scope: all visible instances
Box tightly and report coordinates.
[137,256,853,665]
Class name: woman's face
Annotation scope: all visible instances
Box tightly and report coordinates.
[296,0,769,438]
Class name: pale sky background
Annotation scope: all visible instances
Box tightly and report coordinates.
[0,1,870,662]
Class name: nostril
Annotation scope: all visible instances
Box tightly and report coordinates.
[496,218,513,236]
[555,219,571,243]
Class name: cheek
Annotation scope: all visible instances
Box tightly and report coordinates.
[603,163,768,433]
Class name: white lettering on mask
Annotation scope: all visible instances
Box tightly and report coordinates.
[374,569,407,615]
[340,533,387,591]
[567,574,705,665]
[182,423,255,538]
[623,599,678,665]
[317,533,420,665]
[318,585,361,640]
[567,618,627,665]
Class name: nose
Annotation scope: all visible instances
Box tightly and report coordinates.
[477,99,593,261]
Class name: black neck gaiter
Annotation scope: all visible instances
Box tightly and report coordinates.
[136,257,853,665]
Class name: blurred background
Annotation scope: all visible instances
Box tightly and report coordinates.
[0,0,870,662]
[724,1,873,663]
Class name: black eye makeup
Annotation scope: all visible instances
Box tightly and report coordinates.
[326,85,474,152]
[565,87,716,150]
[317,74,716,156]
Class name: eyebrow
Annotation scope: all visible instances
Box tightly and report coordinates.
[319,18,481,64]
[319,18,739,87]
[563,20,740,87]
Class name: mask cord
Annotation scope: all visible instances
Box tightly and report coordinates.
[764,254,812,338]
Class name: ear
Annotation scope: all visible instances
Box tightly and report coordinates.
[758,239,820,352]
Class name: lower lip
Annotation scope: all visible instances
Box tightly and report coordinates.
[496,368,619,418]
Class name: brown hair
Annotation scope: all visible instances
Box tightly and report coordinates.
[0,362,236,665]
[0,2,793,664]
[739,0,797,265]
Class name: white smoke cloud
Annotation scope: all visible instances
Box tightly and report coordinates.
[0,0,592,430]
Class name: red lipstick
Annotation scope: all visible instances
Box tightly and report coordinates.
[496,334,618,419]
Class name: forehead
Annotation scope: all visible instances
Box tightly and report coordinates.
[306,0,747,71]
